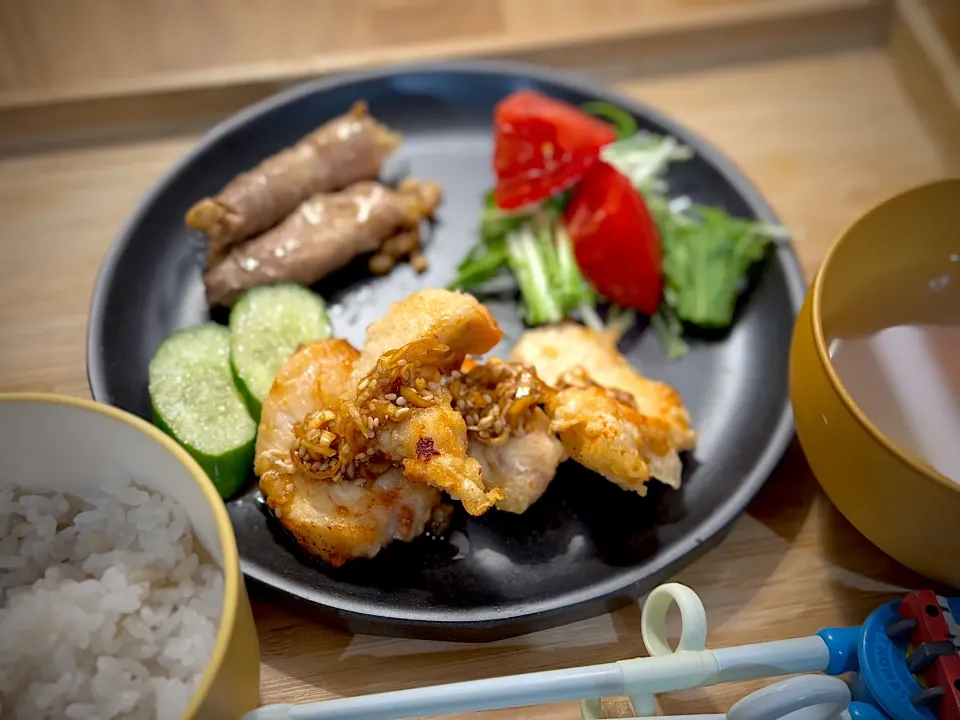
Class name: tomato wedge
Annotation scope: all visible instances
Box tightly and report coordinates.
[564,160,663,314]
[493,91,618,210]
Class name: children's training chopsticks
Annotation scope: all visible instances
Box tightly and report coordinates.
[244,583,960,720]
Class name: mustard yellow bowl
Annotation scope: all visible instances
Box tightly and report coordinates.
[789,179,960,587]
[0,394,261,719]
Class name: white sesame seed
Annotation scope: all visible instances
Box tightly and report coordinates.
[397,359,407,366]
[358,377,370,391]
[482,394,493,404]
[384,393,397,401]
[395,396,407,406]
[478,416,494,430]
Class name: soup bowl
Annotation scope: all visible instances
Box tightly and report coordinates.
[0,394,261,718]
[790,178,960,587]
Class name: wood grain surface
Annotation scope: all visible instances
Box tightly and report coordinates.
[0,44,951,719]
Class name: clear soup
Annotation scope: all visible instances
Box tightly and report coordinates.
[829,322,960,483]
[819,182,960,487]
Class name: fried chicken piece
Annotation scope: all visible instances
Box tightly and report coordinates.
[546,381,684,493]
[455,358,565,514]
[188,101,402,266]
[255,339,444,567]
[378,405,500,516]
[511,323,695,448]
[510,323,696,494]
[352,288,503,384]
[468,411,566,513]
[346,290,506,515]
[354,337,503,516]
[205,179,442,307]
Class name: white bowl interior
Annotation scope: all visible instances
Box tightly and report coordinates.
[0,399,224,565]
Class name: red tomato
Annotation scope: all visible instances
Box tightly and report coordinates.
[564,161,663,314]
[493,91,618,210]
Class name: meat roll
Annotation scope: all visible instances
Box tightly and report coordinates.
[186,101,401,266]
[204,178,442,307]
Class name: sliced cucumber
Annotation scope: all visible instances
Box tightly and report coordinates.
[229,284,331,421]
[149,324,257,499]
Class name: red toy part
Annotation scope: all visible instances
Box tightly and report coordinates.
[898,591,960,720]
[900,590,955,645]
[930,655,960,720]
[941,594,960,653]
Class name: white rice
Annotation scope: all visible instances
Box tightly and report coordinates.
[0,478,224,720]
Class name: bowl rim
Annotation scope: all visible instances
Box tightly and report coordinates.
[0,392,245,719]
[810,177,960,495]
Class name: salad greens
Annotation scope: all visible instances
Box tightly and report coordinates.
[603,131,789,354]
[658,206,786,329]
[579,101,639,140]
[450,105,789,359]
[449,192,593,326]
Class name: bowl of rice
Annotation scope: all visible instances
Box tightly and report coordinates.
[0,393,260,720]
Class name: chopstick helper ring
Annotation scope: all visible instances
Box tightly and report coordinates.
[245,584,960,720]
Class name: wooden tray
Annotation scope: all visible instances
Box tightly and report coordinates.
[0,1,956,717]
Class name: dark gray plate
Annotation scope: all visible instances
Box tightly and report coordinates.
[87,61,804,641]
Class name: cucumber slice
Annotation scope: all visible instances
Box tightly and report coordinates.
[149,324,257,499]
[229,284,331,421]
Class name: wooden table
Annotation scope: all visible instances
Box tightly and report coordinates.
[0,3,956,718]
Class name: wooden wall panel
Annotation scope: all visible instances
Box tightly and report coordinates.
[0,0,879,99]
[0,0,504,92]
[889,0,960,173]
[922,0,960,63]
